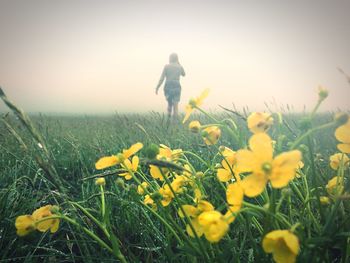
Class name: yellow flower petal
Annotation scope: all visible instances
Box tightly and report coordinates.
[95,155,119,170]
[335,121,350,143]
[198,211,222,227]
[226,183,244,208]
[50,219,60,233]
[249,133,273,163]
[182,105,194,123]
[178,205,198,218]
[15,215,35,236]
[122,158,132,170]
[283,231,300,256]
[269,150,302,188]
[329,153,349,170]
[150,165,166,180]
[247,112,274,134]
[123,142,143,159]
[337,143,350,154]
[132,156,139,171]
[196,88,210,107]
[241,173,268,197]
[202,126,221,145]
[203,217,229,243]
[197,200,214,212]
[186,218,204,238]
[217,168,232,182]
[236,149,255,172]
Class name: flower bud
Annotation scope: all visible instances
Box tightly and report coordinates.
[115,178,125,189]
[189,121,201,133]
[320,196,330,205]
[318,86,329,101]
[95,177,106,186]
[196,171,204,178]
[144,143,159,159]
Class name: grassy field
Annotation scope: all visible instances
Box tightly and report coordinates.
[0,91,349,262]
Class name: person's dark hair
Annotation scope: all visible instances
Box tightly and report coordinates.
[169,53,179,64]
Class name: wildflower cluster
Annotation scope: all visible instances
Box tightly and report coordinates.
[14,87,350,263]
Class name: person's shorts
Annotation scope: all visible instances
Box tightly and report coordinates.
[164,80,181,103]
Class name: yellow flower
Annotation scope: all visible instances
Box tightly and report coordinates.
[95,177,106,186]
[95,142,143,170]
[329,153,349,170]
[159,185,174,206]
[158,144,183,161]
[178,200,214,238]
[262,230,299,263]
[335,119,350,153]
[137,182,149,195]
[171,175,188,193]
[149,145,183,180]
[320,196,331,205]
[32,205,60,233]
[119,156,139,180]
[189,120,201,133]
[247,112,274,134]
[326,176,344,196]
[15,205,60,236]
[236,133,302,197]
[183,89,210,123]
[202,126,221,145]
[198,210,229,243]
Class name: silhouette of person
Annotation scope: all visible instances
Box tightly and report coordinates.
[156,53,185,119]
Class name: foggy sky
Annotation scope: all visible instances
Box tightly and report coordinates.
[0,0,349,114]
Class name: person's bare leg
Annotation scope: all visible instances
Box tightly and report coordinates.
[173,102,179,119]
[167,101,173,118]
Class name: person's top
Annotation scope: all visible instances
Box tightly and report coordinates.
[157,63,185,87]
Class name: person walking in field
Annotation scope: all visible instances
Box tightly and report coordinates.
[155,53,185,119]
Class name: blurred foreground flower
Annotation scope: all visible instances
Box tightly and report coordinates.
[262,230,299,263]
[335,119,350,153]
[189,120,201,133]
[247,112,274,134]
[202,126,221,145]
[183,89,209,123]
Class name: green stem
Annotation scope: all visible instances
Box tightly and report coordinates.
[69,201,110,239]
[100,185,106,224]
[140,201,183,245]
[289,121,335,150]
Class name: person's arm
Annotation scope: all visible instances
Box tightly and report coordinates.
[181,66,186,77]
[156,67,166,94]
